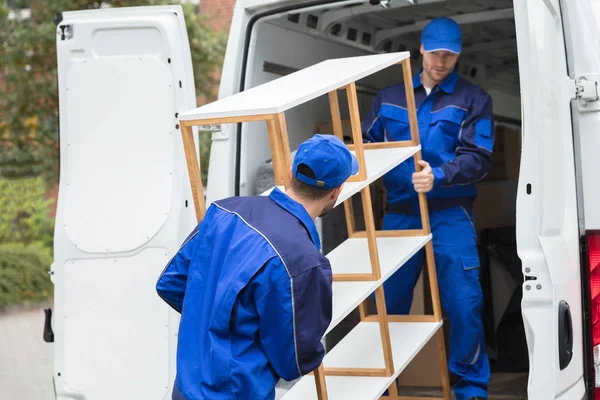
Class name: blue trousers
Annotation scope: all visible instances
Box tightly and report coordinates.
[381,206,490,400]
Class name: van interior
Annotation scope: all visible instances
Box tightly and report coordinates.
[235,0,525,397]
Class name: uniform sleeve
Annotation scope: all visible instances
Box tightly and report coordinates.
[432,91,495,187]
[362,90,385,143]
[255,259,333,381]
[155,223,200,313]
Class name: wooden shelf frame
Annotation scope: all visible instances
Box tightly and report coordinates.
[178,57,451,400]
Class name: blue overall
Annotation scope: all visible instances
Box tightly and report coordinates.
[156,188,332,400]
[362,70,493,400]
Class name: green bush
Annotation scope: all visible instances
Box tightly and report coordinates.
[0,243,53,307]
[0,177,55,249]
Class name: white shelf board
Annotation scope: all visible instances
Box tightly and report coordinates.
[327,235,430,335]
[282,321,442,400]
[334,146,419,207]
[260,146,420,209]
[179,52,410,121]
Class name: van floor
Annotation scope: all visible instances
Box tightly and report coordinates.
[396,372,528,399]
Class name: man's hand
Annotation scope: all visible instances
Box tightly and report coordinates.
[412,160,434,193]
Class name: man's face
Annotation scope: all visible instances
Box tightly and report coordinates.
[420,45,460,85]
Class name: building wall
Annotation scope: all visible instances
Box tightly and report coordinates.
[200,0,236,31]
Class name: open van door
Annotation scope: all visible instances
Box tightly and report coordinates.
[560,0,600,397]
[514,0,592,398]
[53,6,196,399]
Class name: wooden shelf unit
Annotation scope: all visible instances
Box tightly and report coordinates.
[177,52,451,400]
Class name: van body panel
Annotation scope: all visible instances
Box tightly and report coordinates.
[54,6,196,398]
[513,0,585,398]
[560,0,600,232]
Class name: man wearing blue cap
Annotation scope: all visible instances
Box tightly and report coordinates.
[362,17,493,400]
[156,134,358,400]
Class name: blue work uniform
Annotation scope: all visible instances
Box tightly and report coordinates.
[362,69,493,400]
[156,187,332,400]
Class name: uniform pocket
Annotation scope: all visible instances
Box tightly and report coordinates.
[475,118,493,151]
[429,107,466,157]
[379,104,411,141]
[461,254,480,271]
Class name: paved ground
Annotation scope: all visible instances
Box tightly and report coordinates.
[0,306,54,400]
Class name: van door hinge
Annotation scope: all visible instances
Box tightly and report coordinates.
[571,74,600,112]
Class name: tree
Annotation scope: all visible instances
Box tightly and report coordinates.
[0,0,227,184]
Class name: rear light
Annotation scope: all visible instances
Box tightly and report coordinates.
[587,231,600,394]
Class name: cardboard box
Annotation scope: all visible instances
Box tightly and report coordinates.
[486,125,521,181]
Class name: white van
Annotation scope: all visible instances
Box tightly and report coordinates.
[50,1,600,399]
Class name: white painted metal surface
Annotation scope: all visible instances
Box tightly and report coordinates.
[53,6,197,399]
[179,52,410,121]
[562,0,600,231]
[327,235,431,334]
[63,250,170,399]
[514,0,585,398]
[64,57,174,253]
[283,321,441,399]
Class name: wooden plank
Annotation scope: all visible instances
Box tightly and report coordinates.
[328,90,345,141]
[182,113,275,127]
[275,112,292,189]
[435,329,452,400]
[347,141,414,151]
[332,273,376,282]
[346,82,367,181]
[401,59,431,233]
[180,122,206,223]
[374,286,395,375]
[424,242,443,322]
[351,230,426,238]
[401,58,450,399]
[266,118,286,186]
[388,382,400,400]
[358,299,369,320]
[344,199,357,237]
[315,367,388,377]
[313,364,328,400]
[361,187,382,279]
[363,315,437,323]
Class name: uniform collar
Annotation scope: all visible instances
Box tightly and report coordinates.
[412,68,459,94]
[269,187,321,251]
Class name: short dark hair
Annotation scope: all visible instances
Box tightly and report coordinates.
[290,164,337,201]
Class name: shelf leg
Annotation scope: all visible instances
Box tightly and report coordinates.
[181,121,206,223]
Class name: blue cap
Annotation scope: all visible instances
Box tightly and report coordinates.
[292,134,359,189]
[421,17,462,54]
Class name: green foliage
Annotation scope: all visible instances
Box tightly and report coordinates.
[0,242,53,307]
[0,0,227,184]
[0,177,54,248]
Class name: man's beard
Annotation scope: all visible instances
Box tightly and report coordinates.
[318,198,337,218]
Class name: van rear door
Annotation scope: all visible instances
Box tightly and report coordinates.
[514,0,585,398]
[53,5,196,399]
[560,0,600,397]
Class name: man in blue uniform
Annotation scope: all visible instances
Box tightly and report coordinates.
[156,134,358,400]
[362,17,493,400]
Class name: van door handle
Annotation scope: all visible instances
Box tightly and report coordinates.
[558,300,573,370]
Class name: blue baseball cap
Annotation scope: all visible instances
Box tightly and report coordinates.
[421,17,462,54]
[292,134,358,189]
